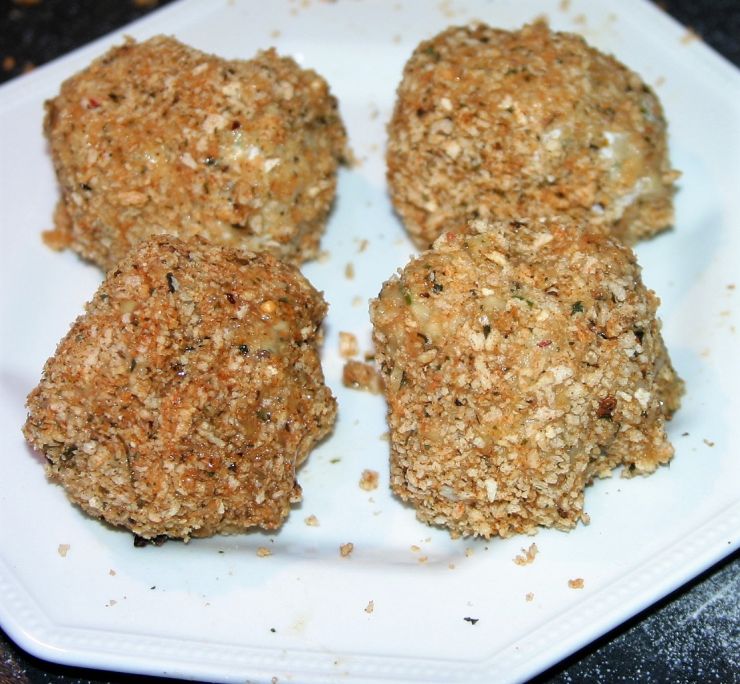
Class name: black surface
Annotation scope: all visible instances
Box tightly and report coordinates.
[1,1,738,683]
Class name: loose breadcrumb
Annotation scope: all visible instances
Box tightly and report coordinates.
[359,469,380,491]
[257,547,273,557]
[345,262,356,279]
[525,592,535,602]
[57,544,70,558]
[513,543,539,566]
[342,360,382,393]
[340,542,354,557]
[568,578,585,589]
[304,514,320,527]
[364,600,375,614]
[339,331,360,358]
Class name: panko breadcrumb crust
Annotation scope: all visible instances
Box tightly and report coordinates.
[387,21,678,249]
[370,219,683,539]
[23,236,336,540]
[44,35,347,270]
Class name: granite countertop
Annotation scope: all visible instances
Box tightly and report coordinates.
[1,1,738,683]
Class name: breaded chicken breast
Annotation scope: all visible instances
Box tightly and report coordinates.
[370,218,682,538]
[387,21,678,249]
[44,36,347,269]
[23,236,336,540]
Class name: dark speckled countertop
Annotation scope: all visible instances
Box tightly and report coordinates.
[1,1,738,683]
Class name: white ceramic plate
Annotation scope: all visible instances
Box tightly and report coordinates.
[1,1,738,682]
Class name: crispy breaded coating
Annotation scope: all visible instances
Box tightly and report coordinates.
[43,35,347,269]
[370,219,683,538]
[387,21,678,249]
[23,236,336,540]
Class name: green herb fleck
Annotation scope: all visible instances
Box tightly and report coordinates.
[571,301,584,314]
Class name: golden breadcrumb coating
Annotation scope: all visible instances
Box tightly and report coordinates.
[23,236,336,540]
[44,35,347,269]
[370,218,683,539]
[387,21,678,249]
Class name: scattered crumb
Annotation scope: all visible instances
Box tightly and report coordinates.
[465,547,474,558]
[57,544,70,558]
[654,75,666,87]
[256,547,272,557]
[728,284,736,291]
[581,512,591,525]
[41,227,72,250]
[418,555,429,564]
[304,514,320,527]
[410,545,421,552]
[2,56,15,72]
[568,578,585,589]
[704,439,715,447]
[317,250,331,263]
[357,238,369,253]
[109,568,116,576]
[132,0,159,7]
[448,563,456,569]
[559,0,570,10]
[513,542,539,566]
[364,600,374,614]
[340,542,354,557]
[363,351,375,362]
[329,457,341,464]
[345,262,355,279]
[574,13,587,24]
[342,360,382,393]
[526,592,535,602]
[270,29,282,38]
[339,331,359,358]
[379,431,389,441]
[680,28,700,44]
[359,469,379,491]
[352,295,364,307]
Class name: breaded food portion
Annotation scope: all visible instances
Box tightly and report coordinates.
[387,21,678,249]
[370,219,683,538]
[23,236,336,540]
[44,35,347,270]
